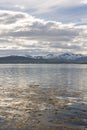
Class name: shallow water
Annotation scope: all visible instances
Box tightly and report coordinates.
[0,64,87,130]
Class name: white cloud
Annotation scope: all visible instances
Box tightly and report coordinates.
[80,0,87,4]
[0,0,87,14]
[0,10,87,55]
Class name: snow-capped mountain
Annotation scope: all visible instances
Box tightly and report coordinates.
[42,52,83,60]
[0,52,87,63]
[43,53,57,59]
[56,52,83,60]
[30,52,87,63]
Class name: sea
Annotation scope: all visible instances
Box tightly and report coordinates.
[0,64,87,130]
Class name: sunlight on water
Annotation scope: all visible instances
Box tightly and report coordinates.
[0,64,87,130]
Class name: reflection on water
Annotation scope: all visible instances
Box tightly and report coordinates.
[0,64,87,130]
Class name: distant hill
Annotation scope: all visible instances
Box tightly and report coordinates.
[0,53,87,64]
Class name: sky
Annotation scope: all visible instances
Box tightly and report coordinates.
[0,0,87,56]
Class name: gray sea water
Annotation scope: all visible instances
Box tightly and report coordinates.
[0,64,87,130]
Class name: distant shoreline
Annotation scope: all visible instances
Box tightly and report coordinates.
[0,62,87,64]
[0,55,87,64]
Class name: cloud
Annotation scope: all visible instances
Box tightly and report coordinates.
[0,0,87,24]
[0,10,87,55]
[0,0,87,14]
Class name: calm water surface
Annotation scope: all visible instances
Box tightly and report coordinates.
[0,64,87,130]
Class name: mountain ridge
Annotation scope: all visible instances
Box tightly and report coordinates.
[0,52,87,64]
